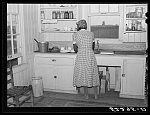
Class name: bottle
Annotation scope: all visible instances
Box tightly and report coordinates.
[69,11,73,19]
[68,11,72,19]
[68,11,71,19]
[132,24,136,31]
[54,11,57,19]
[102,21,105,25]
[96,40,99,51]
[41,11,45,19]
[61,11,64,19]
[64,11,69,19]
[52,11,56,19]
[55,11,58,19]
[128,21,132,31]
[57,11,61,19]
[64,11,66,19]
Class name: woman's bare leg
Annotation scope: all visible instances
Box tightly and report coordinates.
[83,86,89,99]
[93,86,98,99]
[76,87,80,94]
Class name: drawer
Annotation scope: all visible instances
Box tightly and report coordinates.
[35,57,74,66]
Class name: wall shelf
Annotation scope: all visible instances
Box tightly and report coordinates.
[41,19,77,21]
[40,6,77,10]
[126,17,147,20]
[88,12,120,17]
[41,30,77,33]
[125,30,146,33]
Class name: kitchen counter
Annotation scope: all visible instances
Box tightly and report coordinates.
[34,52,147,58]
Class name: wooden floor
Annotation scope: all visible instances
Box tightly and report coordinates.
[21,89,148,107]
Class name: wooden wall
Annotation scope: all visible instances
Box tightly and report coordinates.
[13,4,39,85]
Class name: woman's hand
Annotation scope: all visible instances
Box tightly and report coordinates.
[73,43,78,53]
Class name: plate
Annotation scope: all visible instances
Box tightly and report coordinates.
[60,50,70,53]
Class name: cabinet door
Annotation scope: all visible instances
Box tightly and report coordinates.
[55,66,76,91]
[90,4,119,14]
[34,64,55,89]
[123,59,145,96]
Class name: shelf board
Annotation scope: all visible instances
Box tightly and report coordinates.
[126,4,147,7]
[7,53,22,61]
[41,30,77,33]
[125,30,146,33]
[41,19,77,21]
[7,33,20,36]
[126,17,147,20]
[40,6,77,9]
[88,12,120,17]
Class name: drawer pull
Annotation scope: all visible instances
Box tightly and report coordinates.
[122,74,125,77]
[52,59,56,62]
[54,76,57,78]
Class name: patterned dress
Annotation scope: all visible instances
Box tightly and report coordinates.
[73,29,100,87]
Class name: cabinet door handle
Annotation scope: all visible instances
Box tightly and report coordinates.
[122,74,125,77]
[52,59,56,61]
[54,76,57,78]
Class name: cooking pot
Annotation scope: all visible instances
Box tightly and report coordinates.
[34,39,49,53]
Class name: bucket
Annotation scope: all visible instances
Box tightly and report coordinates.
[38,42,49,53]
[32,77,43,97]
[34,39,49,53]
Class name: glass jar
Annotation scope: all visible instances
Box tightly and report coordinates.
[135,7,143,18]
[41,11,45,19]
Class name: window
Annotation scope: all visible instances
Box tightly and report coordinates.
[7,4,22,61]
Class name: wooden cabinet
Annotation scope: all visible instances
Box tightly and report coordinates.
[34,64,54,89]
[55,66,74,91]
[123,4,147,43]
[34,53,146,98]
[96,54,146,99]
[34,56,76,94]
[121,58,146,99]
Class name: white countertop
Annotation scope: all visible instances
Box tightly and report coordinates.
[34,52,147,59]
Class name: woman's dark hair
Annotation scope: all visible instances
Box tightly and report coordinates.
[76,20,87,31]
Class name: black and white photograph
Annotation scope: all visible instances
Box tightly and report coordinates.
[4,2,148,113]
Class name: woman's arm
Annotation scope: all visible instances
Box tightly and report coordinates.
[92,32,95,51]
[72,33,78,53]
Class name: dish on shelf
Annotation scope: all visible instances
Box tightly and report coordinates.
[60,50,75,53]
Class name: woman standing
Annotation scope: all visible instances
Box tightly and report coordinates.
[73,19,100,99]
